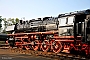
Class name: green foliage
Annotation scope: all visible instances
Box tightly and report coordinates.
[11,18,15,24]
[0,16,2,27]
[2,17,20,34]
[15,18,19,23]
[7,18,19,25]
[0,16,3,32]
[0,24,2,27]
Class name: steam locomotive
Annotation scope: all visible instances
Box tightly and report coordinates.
[7,9,90,57]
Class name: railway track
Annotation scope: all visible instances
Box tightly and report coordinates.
[9,47,90,60]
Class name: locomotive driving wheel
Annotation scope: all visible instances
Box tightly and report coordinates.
[53,41,62,53]
[41,40,50,52]
[32,40,40,51]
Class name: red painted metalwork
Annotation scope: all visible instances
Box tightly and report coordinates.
[41,40,50,52]
[6,40,8,44]
[52,41,62,53]
[54,36,81,39]
[7,31,90,56]
[32,40,40,51]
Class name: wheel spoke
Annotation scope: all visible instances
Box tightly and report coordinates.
[42,40,50,52]
[53,41,62,53]
[32,40,39,51]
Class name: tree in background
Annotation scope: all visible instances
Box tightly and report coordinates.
[7,18,19,25]
[2,17,19,33]
[2,18,8,33]
[0,16,3,33]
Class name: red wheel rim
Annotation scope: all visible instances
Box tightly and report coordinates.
[53,41,62,53]
[32,40,39,51]
[42,40,50,52]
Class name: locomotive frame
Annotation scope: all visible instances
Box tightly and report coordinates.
[7,9,90,57]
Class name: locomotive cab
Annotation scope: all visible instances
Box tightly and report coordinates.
[57,9,90,55]
[58,9,90,44]
[74,10,90,44]
[85,15,90,43]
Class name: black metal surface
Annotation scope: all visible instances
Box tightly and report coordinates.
[0,33,9,41]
